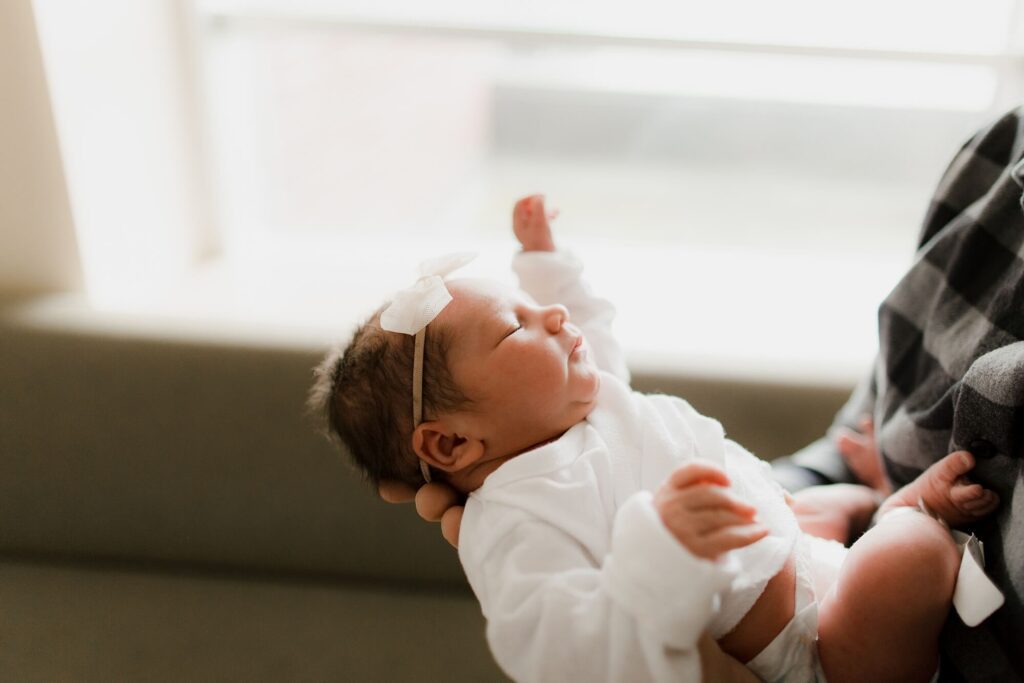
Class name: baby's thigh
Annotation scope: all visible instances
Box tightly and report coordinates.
[816,511,959,683]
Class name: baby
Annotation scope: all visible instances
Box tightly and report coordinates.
[310,196,1000,683]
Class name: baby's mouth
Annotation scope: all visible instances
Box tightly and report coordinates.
[570,335,585,360]
[565,323,585,360]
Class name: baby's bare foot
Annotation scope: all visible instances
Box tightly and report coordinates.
[880,451,999,528]
[837,417,891,495]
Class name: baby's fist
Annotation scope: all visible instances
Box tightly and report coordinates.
[654,462,767,560]
[513,194,557,252]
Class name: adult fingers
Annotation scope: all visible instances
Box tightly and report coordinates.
[378,479,416,503]
[415,481,463,521]
[440,506,463,548]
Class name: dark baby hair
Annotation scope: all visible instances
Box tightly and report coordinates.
[309,307,472,488]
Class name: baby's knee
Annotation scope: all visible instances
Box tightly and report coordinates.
[864,512,959,606]
[820,514,958,683]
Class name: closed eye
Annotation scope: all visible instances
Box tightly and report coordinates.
[493,321,520,349]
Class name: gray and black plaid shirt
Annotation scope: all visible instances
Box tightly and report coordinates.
[786,107,1024,682]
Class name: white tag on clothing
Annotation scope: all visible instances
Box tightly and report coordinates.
[951,531,1004,627]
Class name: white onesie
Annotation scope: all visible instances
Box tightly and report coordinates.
[458,250,842,682]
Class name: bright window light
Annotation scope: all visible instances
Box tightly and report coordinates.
[200,0,1015,56]
[199,23,1000,254]
[181,1,1022,380]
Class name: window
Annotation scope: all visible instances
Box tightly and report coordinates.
[196,0,1016,252]
[37,0,1024,382]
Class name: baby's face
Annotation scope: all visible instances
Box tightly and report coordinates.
[438,278,601,453]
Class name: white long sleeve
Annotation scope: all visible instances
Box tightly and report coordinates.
[460,419,736,683]
[512,250,630,383]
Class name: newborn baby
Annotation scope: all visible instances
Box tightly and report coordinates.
[311,196,1000,683]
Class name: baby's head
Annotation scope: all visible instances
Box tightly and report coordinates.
[310,278,601,492]
[309,302,470,488]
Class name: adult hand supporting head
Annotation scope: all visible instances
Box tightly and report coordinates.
[378,479,465,548]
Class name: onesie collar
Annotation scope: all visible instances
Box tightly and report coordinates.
[475,421,588,493]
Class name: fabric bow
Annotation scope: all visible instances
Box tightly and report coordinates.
[380,252,477,335]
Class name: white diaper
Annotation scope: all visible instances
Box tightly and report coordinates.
[745,535,847,683]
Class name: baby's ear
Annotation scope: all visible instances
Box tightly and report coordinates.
[412,421,485,473]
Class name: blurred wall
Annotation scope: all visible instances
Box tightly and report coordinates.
[29,0,214,305]
[0,0,81,295]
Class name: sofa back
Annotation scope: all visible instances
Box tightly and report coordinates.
[0,301,849,584]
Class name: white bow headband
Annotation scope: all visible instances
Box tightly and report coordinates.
[379,252,476,483]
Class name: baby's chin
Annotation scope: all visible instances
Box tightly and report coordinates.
[571,376,601,421]
[578,365,602,405]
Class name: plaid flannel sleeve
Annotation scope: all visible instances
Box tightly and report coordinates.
[875,106,1024,682]
[777,106,1024,681]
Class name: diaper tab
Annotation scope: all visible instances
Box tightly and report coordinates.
[950,531,1004,627]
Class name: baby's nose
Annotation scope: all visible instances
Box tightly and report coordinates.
[542,304,569,333]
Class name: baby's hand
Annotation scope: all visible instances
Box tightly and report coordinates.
[513,194,557,252]
[654,462,768,560]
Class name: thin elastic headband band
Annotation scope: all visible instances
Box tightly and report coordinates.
[413,327,432,483]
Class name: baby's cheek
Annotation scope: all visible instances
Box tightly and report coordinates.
[502,356,544,393]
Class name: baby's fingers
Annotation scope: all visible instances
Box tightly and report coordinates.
[667,462,731,490]
[514,195,545,223]
[676,485,756,517]
[691,508,759,535]
[512,194,556,251]
[700,523,769,559]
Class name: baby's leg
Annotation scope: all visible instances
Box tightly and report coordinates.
[816,451,999,682]
[816,509,958,683]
